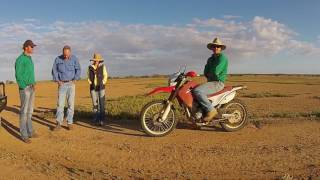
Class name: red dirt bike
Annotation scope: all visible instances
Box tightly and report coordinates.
[140,68,248,137]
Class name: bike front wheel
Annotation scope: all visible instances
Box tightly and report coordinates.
[140,100,177,137]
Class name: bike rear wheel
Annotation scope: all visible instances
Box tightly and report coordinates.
[220,98,248,132]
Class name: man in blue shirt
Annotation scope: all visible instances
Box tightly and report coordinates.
[52,45,81,131]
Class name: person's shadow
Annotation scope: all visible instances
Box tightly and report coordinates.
[0,117,23,142]
[5,106,56,130]
[73,109,147,137]
[3,105,225,140]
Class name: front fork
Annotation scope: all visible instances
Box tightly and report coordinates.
[159,101,172,122]
[159,85,180,122]
[159,77,188,122]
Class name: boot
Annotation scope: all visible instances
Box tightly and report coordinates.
[203,109,218,122]
[53,123,62,131]
[67,124,74,131]
[21,137,31,144]
[190,123,201,130]
[29,132,39,138]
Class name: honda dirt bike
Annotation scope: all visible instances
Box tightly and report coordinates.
[140,68,248,137]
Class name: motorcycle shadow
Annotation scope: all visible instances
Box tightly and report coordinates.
[176,122,226,132]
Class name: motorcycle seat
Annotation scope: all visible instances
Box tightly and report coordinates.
[207,86,233,98]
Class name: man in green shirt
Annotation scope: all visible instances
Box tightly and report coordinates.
[15,40,38,143]
[193,38,229,122]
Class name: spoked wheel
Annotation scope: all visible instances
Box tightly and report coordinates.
[140,100,177,137]
[220,98,248,132]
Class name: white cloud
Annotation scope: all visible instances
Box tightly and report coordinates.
[23,18,39,23]
[0,16,319,81]
[252,16,296,41]
[222,15,242,19]
[194,16,320,57]
[192,18,247,32]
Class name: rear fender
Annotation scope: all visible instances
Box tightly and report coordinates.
[216,86,246,105]
[218,91,236,105]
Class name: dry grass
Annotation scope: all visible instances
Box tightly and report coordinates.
[72,95,320,124]
[36,74,320,125]
[41,93,185,122]
[280,174,294,180]
[249,111,320,120]
[241,92,294,98]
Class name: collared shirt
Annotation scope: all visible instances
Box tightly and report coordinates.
[15,53,35,89]
[204,53,228,82]
[52,55,81,81]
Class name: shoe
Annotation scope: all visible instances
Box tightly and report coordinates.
[67,124,73,131]
[29,132,39,138]
[99,121,104,126]
[22,137,31,144]
[190,123,201,130]
[53,124,62,131]
[203,109,218,122]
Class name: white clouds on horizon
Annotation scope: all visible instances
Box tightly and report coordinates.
[0,16,319,81]
[222,15,242,19]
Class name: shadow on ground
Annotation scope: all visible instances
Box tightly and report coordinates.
[0,117,22,141]
[74,109,147,137]
[2,105,227,140]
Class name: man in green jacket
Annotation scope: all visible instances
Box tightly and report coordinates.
[15,40,38,143]
[193,38,228,122]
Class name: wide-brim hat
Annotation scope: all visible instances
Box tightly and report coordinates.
[90,53,104,62]
[207,37,226,50]
[23,40,36,48]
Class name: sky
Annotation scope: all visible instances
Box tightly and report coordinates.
[0,0,320,81]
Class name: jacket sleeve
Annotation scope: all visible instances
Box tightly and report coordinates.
[74,57,81,80]
[15,59,27,89]
[52,58,59,81]
[87,67,92,84]
[203,58,210,78]
[102,65,108,84]
[214,56,228,77]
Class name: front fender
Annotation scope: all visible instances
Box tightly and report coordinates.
[147,86,175,96]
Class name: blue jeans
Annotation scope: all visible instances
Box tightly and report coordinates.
[56,82,75,125]
[192,81,224,113]
[90,89,106,122]
[19,85,35,138]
